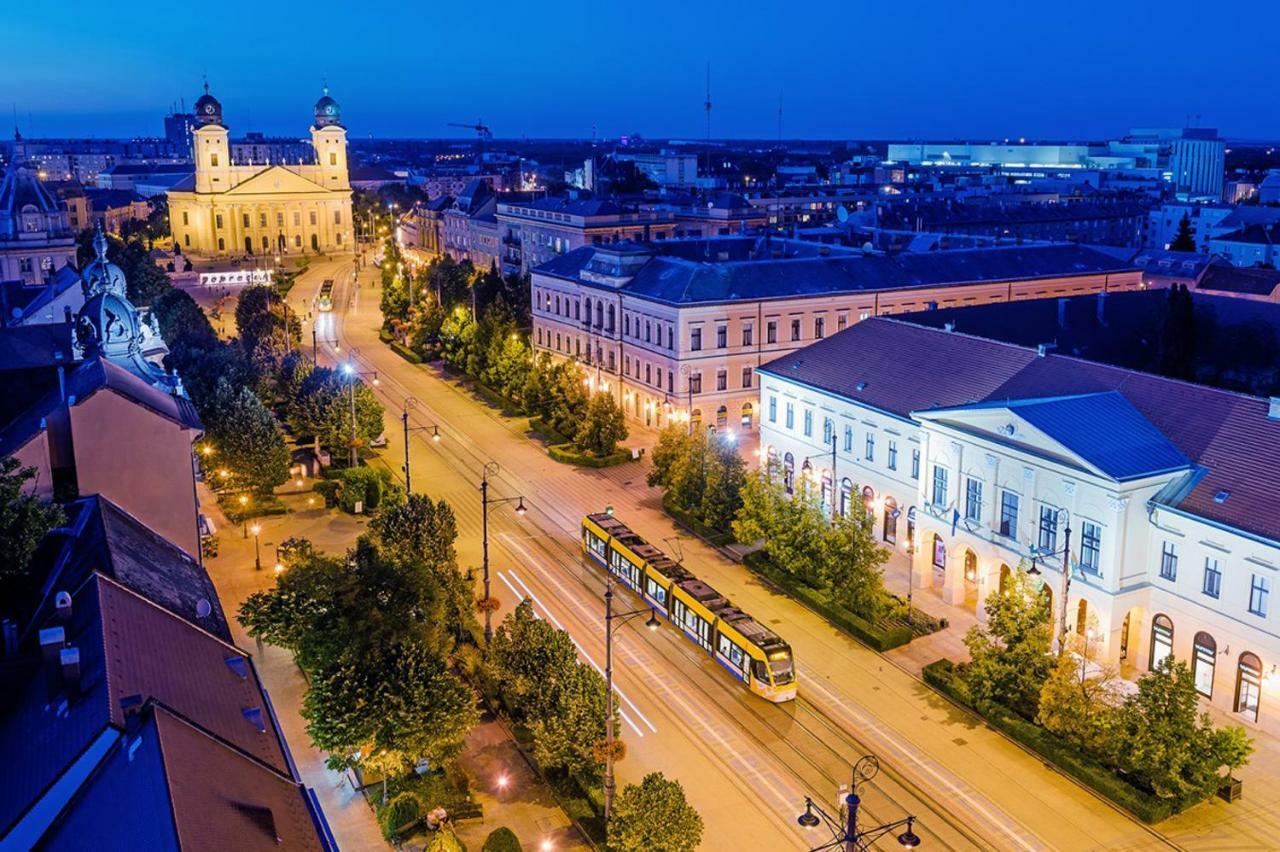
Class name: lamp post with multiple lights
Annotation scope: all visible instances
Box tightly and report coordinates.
[340,349,379,469]
[599,505,661,825]
[1026,505,1073,653]
[479,462,526,645]
[796,755,921,852]
[400,397,441,493]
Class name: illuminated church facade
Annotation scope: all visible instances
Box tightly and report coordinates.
[167,85,354,258]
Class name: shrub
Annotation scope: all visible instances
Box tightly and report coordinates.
[337,466,390,513]
[312,478,340,507]
[381,791,422,840]
[481,827,522,852]
[547,443,631,468]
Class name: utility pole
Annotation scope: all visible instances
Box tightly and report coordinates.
[479,462,526,645]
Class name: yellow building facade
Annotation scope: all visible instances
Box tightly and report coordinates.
[167,85,354,258]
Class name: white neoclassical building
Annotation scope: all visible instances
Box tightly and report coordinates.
[758,317,1280,734]
[530,237,1143,434]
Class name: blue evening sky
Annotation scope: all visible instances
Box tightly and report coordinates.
[8,0,1279,140]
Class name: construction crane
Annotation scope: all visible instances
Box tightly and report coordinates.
[448,120,493,140]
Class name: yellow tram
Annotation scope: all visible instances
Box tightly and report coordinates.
[582,512,797,703]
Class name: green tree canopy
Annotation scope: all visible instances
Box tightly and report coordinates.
[203,378,291,494]
[489,600,581,721]
[608,772,704,852]
[288,366,385,455]
[573,392,628,457]
[481,826,523,852]
[962,568,1054,719]
[0,457,66,603]
[1169,213,1197,252]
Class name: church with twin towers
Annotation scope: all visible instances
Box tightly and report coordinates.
[166,84,354,258]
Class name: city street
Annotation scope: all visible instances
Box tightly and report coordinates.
[283,254,1182,850]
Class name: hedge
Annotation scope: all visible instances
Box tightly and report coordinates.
[547,443,632,468]
[661,493,733,548]
[921,660,1201,823]
[380,792,422,841]
[527,418,571,445]
[482,827,522,852]
[389,340,422,364]
[743,552,912,651]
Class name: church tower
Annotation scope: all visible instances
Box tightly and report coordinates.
[192,83,230,194]
[310,87,349,190]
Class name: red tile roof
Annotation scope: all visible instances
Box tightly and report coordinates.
[760,318,1280,542]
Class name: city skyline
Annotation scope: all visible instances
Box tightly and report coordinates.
[9,0,1280,140]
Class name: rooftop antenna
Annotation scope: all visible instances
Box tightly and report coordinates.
[704,62,712,142]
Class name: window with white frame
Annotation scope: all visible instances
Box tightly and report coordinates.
[931,466,948,507]
[1159,541,1177,581]
[1249,575,1269,617]
[999,492,1019,538]
[1203,558,1222,598]
[1080,521,1101,574]
[964,479,982,522]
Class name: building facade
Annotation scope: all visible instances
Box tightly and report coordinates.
[1170,129,1226,200]
[0,162,78,285]
[531,238,1144,434]
[758,318,1280,734]
[167,85,353,258]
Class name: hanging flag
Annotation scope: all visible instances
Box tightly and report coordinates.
[951,508,960,537]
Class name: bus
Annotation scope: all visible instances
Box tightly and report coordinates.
[581,512,797,702]
[317,279,335,312]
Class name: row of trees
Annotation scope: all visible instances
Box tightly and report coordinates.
[240,495,479,791]
[648,426,747,532]
[963,571,1251,801]
[733,461,894,623]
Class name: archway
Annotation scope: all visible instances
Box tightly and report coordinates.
[839,478,852,517]
[820,471,832,512]
[244,235,253,254]
[716,405,728,431]
[1076,599,1088,635]
[861,485,875,514]
[963,550,978,583]
[310,233,320,252]
[691,408,702,432]
[931,534,946,571]
[1150,614,1174,670]
[883,497,898,543]
[1192,632,1216,698]
[741,402,753,431]
[783,452,795,495]
[1236,652,1262,722]
[998,563,1011,595]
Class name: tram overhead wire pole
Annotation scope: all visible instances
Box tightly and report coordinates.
[400,397,441,494]
[340,348,379,469]
[479,462,526,645]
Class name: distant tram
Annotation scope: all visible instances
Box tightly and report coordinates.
[317,279,335,312]
[581,512,797,702]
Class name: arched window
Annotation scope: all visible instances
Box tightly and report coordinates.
[1150,614,1174,670]
[820,471,832,511]
[999,564,1011,594]
[963,550,978,583]
[716,405,728,431]
[1236,652,1262,722]
[691,408,702,432]
[607,303,615,332]
[823,417,834,444]
[861,485,875,514]
[596,301,604,328]
[741,402,753,430]
[1192,632,1216,698]
[839,477,852,517]
[783,452,795,495]
[931,534,946,569]
[583,296,592,325]
[1076,599,1089,635]
[883,497,898,543]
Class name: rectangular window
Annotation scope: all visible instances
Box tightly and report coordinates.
[690,328,702,351]
[999,492,1019,538]
[182,211,189,226]
[716,325,727,348]
[742,367,753,388]
[887,440,898,471]
[242,212,250,228]
[689,373,702,394]
[310,210,318,226]
[864,433,874,462]
[803,409,813,437]
[215,213,223,229]
[742,325,753,346]
[1249,575,1269,617]
[668,370,674,392]
[334,210,341,224]
[1159,541,1178,581]
[277,212,284,227]
[667,327,674,350]
[837,314,848,331]
[768,396,777,423]
[1203,558,1222,599]
[815,317,825,339]
[843,426,853,453]
[790,319,801,341]
[716,370,727,391]
[329,152,337,166]
[210,153,219,167]
[964,479,982,522]
[766,321,778,344]
[1038,506,1058,553]
[931,466,948,507]
[911,449,920,480]
[1080,521,1101,574]
[259,212,267,227]
[785,403,794,430]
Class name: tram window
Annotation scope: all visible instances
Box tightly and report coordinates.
[646,576,667,605]
[751,659,770,683]
[717,634,745,670]
[587,531,607,559]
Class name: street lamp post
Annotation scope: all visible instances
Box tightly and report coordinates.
[802,432,839,519]
[679,363,695,436]
[905,537,916,627]
[601,554,660,824]
[251,524,262,571]
[479,462,526,645]
[400,397,441,493]
[796,755,921,852]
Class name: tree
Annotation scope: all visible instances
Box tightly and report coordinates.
[303,640,477,777]
[381,792,423,841]
[1157,283,1196,381]
[824,508,892,622]
[1112,658,1252,800]
[608,773,704,852]
[733,463,830,588]
[440,306,477,373]
[425,827,467,852]
[290,366,384,456]
[1037,619,1122,755]
[481,826,522,852]
[489,600,581,722]
[152,288,216,351]
[529,662,610,780]
[235,285,299,364]
[545,361,589,439]
[573,392,628,457]
[647,426,691,491]
[1169,213,1197,252]
[0,457,65,594]
[962,568,1054,719]
[203,379,290,494]
[698,434,746,531]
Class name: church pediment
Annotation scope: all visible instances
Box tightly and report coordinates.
[223,165,331,196]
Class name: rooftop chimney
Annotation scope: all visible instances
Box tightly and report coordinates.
[60,646,81,698]
[55,591,72,623]
[39,626,66,663]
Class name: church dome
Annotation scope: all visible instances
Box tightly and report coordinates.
[194,82,223,126]
[314,87,341,128]
[80,226,127,300]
